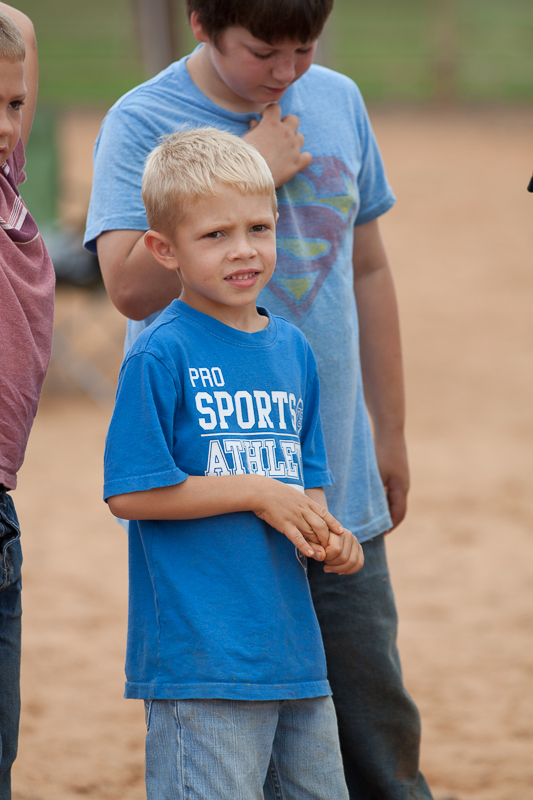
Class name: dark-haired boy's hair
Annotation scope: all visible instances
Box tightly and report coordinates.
[186,0,333,44]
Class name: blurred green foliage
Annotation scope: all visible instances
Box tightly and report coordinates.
[12,0,533,106]
[16,0,145,104]
[331,0,533,101]
[330,0,432,101]
[459,0,533,100]
[19,110,58,227]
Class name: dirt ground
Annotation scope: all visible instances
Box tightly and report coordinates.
[10,107,533,800]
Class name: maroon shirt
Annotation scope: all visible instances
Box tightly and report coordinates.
[0,138,55,489]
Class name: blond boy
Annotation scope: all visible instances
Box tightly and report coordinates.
[104,128,362,799]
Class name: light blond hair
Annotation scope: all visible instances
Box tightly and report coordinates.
[0,10,25,61]
[142,127,277,237]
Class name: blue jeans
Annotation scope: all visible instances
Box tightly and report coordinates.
[145,696,349,800]
[0,491,22,800]
[307,533,434,800]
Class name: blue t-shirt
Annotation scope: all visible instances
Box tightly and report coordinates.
[104,301,333,701]
[86,52,395,542]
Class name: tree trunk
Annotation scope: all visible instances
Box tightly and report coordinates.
[135,0,178,78]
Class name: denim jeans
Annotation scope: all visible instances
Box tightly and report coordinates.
[145,696,349,800]
[0,491,22,800]
[307,533,434,800]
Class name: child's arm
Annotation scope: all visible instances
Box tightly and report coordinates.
[96,230,179,320]
[107,475,343,560]
[352,218,409,530]
[0,4,38,146]
[305,487,364,575]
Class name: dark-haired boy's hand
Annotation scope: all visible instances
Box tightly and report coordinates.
[374,431,409,530]
[322,529,364,575]
[244,103,312,187]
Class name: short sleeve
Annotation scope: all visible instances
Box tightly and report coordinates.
[103,351,187,499]
[352,86,396,225]
[84,104,156,253]
[299,343,334,489]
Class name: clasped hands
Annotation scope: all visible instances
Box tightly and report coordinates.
[253,480,364,576]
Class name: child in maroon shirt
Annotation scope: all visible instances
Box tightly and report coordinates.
[0,6,54,796]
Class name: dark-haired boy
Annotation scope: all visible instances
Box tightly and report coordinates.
[0,4,55,798]
[85,2,433,797]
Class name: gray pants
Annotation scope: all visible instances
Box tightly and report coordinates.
[308,533,434,800]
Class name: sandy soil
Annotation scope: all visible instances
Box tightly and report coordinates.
[10,107,533,800]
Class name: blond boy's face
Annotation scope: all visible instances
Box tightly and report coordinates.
[0,58,26,166]
[151,186,277,324]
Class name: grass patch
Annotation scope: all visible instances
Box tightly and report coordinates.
[16,0,145,105]
[18,109,58,228]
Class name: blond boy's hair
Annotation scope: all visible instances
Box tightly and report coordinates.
[142,127,277,237]
[0,10,25,61]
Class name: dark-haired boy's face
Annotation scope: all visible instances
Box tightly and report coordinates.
[204,26,317,108]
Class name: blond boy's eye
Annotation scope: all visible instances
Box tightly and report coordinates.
[205,231,223,238]
[251,225,267,232]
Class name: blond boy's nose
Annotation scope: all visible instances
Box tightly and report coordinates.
[0,112,13,136]
[228,237,257,260]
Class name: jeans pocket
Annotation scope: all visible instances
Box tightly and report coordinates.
[0,495,22,592]
[144,700,153,731]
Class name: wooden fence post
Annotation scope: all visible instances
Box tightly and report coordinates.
[433,0,459,104]
[134,0,178,78]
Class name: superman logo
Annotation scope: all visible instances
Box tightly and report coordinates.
[268,156,357,318]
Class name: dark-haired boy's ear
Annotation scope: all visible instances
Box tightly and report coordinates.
[144,230,180,272]
[189,11,210,44]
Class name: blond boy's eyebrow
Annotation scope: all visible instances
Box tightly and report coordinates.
[4,90,28,101]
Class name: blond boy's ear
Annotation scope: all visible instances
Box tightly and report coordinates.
[144,230,179,272]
